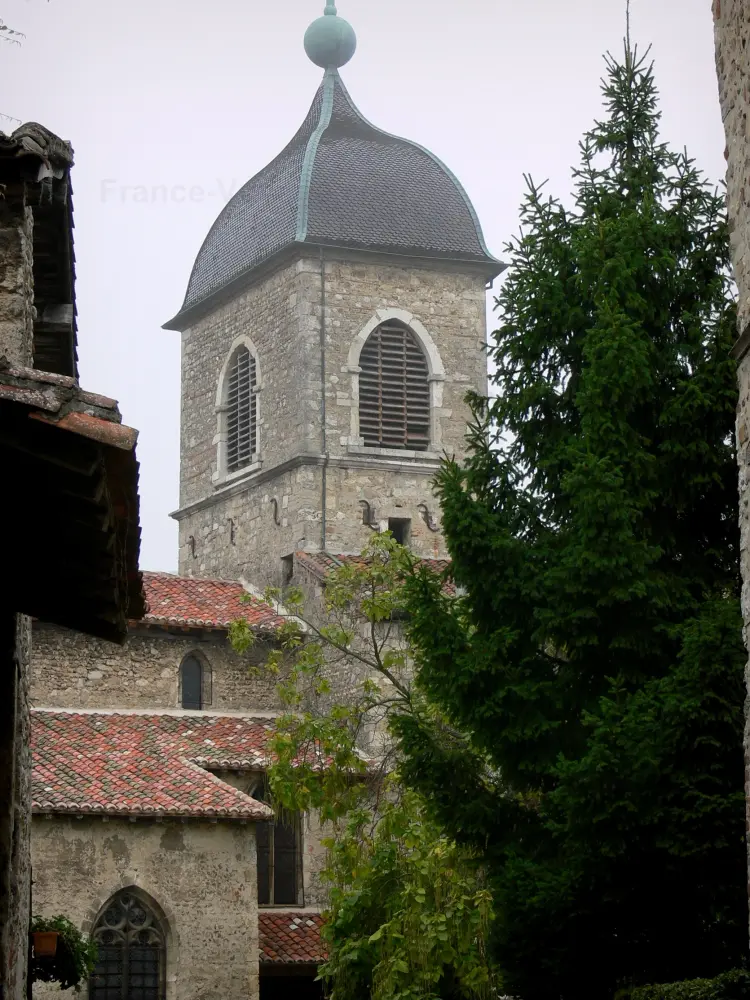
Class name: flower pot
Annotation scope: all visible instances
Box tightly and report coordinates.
[33,931,59,957]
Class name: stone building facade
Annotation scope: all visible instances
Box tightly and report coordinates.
[714,0,750,941]
[165,63,502,590]
[0,123,143,1000]
[32,622,277,714]
[32,818,259,1000]
[174,257,489,585]
[29,5,499,998]
[29,575,329,1000]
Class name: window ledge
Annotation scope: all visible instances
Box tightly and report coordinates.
[212,460,262,491]
[346,444,442,462]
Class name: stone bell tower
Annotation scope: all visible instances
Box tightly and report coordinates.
[164,2,503,589]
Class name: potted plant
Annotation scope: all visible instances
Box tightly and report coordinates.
[30,915,97,992]
[32,929,59,957]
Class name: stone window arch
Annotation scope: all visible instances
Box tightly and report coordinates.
[179,651,211,710]
[346,308,446,453]
[89,888,167,999]
[214,336,261,483]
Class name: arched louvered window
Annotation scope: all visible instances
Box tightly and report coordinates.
[89,890,166,1000]
[359,322,430,451]
[180,654,203,710]
[226,345,257,472]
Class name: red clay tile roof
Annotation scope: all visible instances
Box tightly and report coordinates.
[0,365,138,451]
[294,550,455,595]
[259,912,327,964]
[32,711,277,820]
[140,572,284,632]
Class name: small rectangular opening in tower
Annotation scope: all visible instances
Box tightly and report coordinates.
[281,554,294,589]
[387,518,411,547]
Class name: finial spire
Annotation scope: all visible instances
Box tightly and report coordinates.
[304,1,357,70]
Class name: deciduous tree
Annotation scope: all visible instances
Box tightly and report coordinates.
[231,535,500,1000]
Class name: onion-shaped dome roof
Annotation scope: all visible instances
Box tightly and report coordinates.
[165,10,501,330]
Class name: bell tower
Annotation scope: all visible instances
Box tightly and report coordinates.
[164,3,503,588]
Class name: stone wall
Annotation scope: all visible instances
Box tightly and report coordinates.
[179,259,313,511]
[31,622,282,713]
[0,193,34,368]
[715,0,750,943]
[715,0,750,336]
[31,816,259,1000]
[0,180,36,1000]
[0,613,31,1000]
[175,252,488,587]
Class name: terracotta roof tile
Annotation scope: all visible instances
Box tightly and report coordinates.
[259,911,327,964]
[294,550,456,595]
[32,711,277,820]
[140,572,284,632]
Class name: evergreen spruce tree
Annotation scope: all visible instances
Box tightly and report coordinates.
[396,42,746,1000]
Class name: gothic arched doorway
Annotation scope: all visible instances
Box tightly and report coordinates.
[89,889,166,999]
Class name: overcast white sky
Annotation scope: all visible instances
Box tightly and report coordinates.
[0,0,725,573]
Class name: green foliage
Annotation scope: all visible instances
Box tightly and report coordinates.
[230,534,500,1000]
[320,787,497,1000]
[30,915,97,992]
[396,41,745,1000]
[625,970,750,1000]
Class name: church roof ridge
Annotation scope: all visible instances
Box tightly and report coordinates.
[31,707,280,720]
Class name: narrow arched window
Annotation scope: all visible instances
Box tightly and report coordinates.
[90,890,166,999]
[226,345,257,472]
[359,322,430,450]
[180,654,202,710]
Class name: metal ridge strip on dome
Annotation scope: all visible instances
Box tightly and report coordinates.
[332,73,500,265]
[295,68,337,243]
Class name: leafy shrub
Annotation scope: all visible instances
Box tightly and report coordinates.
[626,969,750,1000]
[30,915,97,992]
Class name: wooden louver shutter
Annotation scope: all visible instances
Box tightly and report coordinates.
[359,323,430,450]
[227,346,257,472]
[180,655,202,710]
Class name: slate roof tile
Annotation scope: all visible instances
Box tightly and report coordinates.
[167,71,500,329]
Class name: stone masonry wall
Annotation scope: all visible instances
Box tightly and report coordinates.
[716,0,750,335]
[31,622,282,713]
[323,258,488,462]
[0,613,31,1000]
[714,0,750,942]
[179,259,317,511]
[0,193,34,367]
[31,816,259,1000]
[175,253,488,587]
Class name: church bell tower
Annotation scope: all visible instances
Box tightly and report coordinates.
[164,3,503,588]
